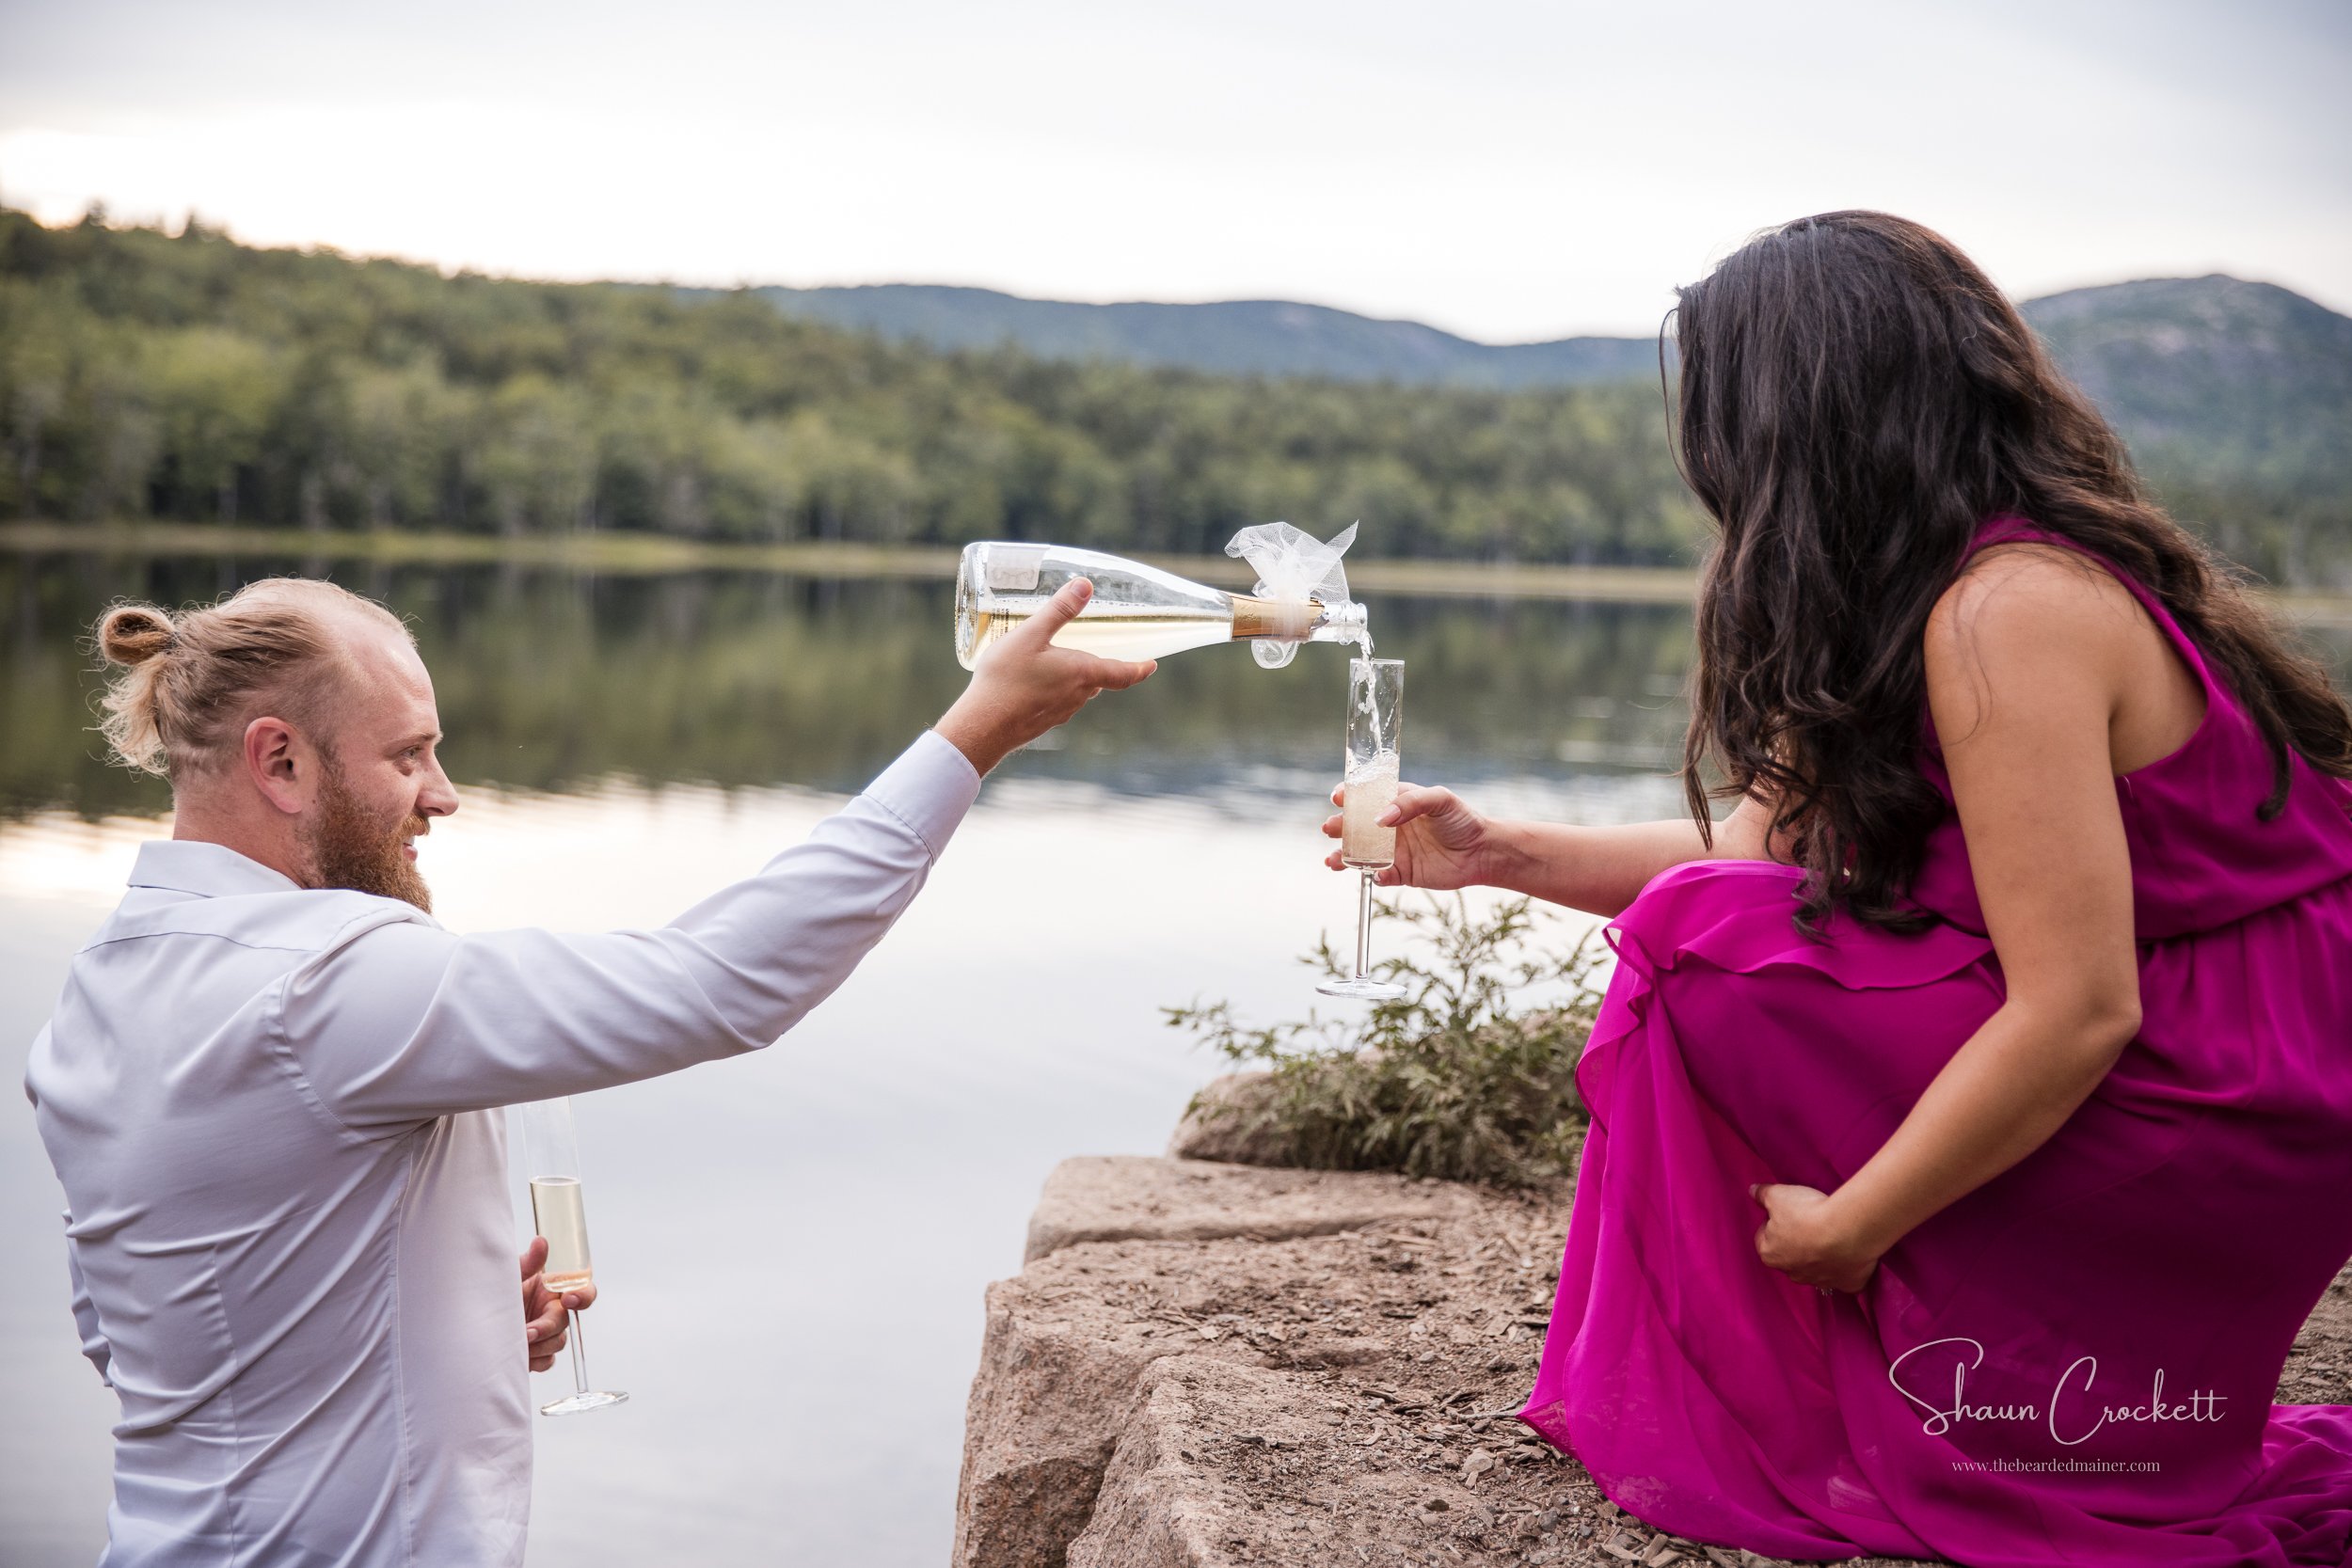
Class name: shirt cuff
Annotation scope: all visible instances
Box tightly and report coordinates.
[861,730,984,860]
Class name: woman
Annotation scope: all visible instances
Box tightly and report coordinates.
[1327,213,2352,1562]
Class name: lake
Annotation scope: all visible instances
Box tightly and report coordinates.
[7,549,2347,1565]
[0,549,1717,1567]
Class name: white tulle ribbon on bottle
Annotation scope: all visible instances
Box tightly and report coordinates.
[1224,521,1359,669]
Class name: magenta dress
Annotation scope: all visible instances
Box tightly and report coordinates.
[1519,517,2352,1564]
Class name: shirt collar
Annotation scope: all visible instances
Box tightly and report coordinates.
[127,840,304,898]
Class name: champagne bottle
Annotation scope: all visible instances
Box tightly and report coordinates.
[954,542,1368,671]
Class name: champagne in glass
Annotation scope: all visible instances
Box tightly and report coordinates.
[1341,750,1401,868]
[517,1098,628,1417]
[1319,657,1408,1002]
[528,1176,594,1299]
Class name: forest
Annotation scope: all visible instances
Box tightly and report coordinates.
[0,209,1698,566]
[2,207,2343,582]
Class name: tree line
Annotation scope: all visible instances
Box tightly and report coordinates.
[5,208,2342,585]
[0,209,1702,565]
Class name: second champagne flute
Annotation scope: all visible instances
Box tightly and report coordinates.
[517,1097,628,1417]
[1319,657,1407,1002]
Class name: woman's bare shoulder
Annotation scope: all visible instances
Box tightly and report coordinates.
[1926,541,2153,674]
[1929,541,2135,643]
[1923,542,2146,745]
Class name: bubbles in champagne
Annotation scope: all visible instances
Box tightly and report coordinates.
[1342,750,1401,868]
[530,1176,596,1292]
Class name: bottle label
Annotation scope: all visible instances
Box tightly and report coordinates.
[985,545,1047,592]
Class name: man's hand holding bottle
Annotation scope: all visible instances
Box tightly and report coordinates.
[936,578,1156,775]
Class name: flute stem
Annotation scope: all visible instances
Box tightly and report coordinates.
[569,1311,589,1396]
[1356,869,1375,979]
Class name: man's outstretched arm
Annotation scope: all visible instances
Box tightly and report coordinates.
[276,578,1152,1132]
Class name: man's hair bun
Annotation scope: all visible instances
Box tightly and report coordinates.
[97,604,177,668]
[91,578,412,780]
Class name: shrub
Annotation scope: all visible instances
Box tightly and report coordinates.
[1163,894,1605,1186]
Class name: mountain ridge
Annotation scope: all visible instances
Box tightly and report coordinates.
[738,274,2352,581]
[4,208,2343,587]
[738,274,2352,399]
[734,282,1663,388]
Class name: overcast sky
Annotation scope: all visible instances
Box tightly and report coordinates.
[2,0,2344,341]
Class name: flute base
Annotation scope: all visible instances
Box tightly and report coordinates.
[540,1388,628,1417]
[1316,975,1406,1001]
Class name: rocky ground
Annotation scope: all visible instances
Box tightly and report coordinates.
[952,1150,2352,1568]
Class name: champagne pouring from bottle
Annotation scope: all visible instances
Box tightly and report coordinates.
[1319,656,1407,1001]
[517,1097,628,1417]
[952,522,1402,998]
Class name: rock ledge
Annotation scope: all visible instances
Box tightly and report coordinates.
[955,1153,2352,1568]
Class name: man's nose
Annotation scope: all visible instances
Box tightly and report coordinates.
[420,763,460,818]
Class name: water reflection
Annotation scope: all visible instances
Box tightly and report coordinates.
[1,552,1699,823]
[6,550,2349,1567]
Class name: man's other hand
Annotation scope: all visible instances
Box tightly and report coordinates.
[520,1236,596,1372]
[935,577,1156,774]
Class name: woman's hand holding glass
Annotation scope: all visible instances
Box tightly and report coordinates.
[1322,782,1501,891]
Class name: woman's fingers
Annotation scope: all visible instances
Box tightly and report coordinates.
[1382,784,1451,826]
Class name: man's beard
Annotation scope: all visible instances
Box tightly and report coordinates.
[305,757,434,913]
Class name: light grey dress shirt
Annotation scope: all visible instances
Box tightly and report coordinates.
[24,731,981,1567]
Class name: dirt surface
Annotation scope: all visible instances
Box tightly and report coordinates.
[2279,1262,2352,1407]
[956,1154,2352,1568]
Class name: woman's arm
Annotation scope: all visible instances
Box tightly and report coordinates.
[1754,549,2154,1291]
[1323,783,1788,916]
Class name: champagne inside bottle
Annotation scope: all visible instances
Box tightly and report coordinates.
[954,542,1365,670]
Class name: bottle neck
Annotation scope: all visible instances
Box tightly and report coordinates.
[1228,594,1365,641]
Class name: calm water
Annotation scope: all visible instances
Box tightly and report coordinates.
[8,553,2347,1565]
[0,552,1707,1568]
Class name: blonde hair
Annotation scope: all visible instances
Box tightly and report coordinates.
[94,578,412,779]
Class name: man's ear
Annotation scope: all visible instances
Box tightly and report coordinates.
[244,716,318,816]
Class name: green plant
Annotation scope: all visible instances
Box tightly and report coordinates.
[1163,893,1606,1186]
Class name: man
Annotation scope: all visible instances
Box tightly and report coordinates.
[26,573,1151,1566]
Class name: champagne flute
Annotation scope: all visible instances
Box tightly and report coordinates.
[517,1097,628,1417]
[1318,657,1407,1002]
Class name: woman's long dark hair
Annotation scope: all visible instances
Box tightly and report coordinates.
[1673,210,2352,933]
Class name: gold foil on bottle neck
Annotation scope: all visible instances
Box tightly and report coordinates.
[1230,594,1321,640]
